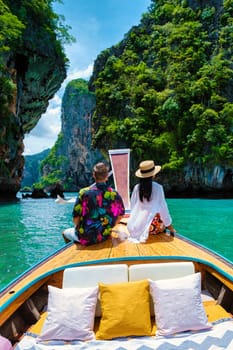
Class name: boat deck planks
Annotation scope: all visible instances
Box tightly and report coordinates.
[111,238,140,258]
[137,235,178,257]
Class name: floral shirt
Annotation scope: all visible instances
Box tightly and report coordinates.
[72,182,125,246]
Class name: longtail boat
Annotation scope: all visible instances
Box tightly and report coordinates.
[0,149,232,349]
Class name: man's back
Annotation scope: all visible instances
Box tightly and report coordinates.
[73,182,125,246]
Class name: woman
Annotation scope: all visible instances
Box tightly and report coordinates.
[127,160,176,243]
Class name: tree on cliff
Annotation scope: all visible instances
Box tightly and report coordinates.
[89,0,233,174]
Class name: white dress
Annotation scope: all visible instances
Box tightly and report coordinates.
[127,182,172,243]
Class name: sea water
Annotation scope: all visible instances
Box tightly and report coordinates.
[0,194,232,290]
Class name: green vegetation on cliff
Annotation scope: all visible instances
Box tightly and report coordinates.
[0,0,72,118]
[0,0,25,159]
[34,133,69,189]
[0,0,24,55]
[90,0,233,170]
[21,148,50,188]
[68,78,91,94]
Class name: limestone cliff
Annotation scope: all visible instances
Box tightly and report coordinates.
[60,79,104,189]
[40,79,104,191]
[89,0,233,197]
[39,78,232,197]
[0,0,67,199]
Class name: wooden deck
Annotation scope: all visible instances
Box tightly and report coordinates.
[0,225,232,326]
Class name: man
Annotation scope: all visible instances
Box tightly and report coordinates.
[62,162,125,245]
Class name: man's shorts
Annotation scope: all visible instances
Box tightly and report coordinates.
[63,227,79,242]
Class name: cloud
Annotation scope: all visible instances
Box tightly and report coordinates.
[23,135,54,155]
[51,94,62,106]
[28,96,61,138]
[62,63,93,88]
[23,93,61,154]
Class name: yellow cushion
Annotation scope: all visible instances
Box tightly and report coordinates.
[203,300,231,322]
[28,312,48,335]
[96,279,152,340]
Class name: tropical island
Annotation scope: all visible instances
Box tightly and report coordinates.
[0,0,233,199]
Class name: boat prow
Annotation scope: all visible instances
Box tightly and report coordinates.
[0,230,232,346]
[1,149,232,348]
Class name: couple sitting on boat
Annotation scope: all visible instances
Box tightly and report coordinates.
[62,160,176,245]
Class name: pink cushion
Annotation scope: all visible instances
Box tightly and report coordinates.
[0,336,13,350]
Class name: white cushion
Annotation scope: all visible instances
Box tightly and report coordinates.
[63,264,128,288]
[129,262,195,281]
[129,262,195,317]
[39,285,98,341]
[63,264,128,317]
[149,273,211,336]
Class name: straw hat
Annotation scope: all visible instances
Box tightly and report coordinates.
[135,160,161,178]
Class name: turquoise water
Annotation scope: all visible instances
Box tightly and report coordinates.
[0,194,232,290]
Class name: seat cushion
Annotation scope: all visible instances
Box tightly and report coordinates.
[63,264,128,317]
[63,264,128,288]
[149,273,211,336]
[129,262,195,281]
[38,285,98,341]
[96,279,152,339]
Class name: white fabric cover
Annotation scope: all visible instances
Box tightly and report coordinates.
[63,264,128,317]
[62,227,77,242]
[129,262,195,316]
[129,262,195,282]
[39,285,98,341]
[62,264,128,288]
[149,273,211,336]
[127,182,172,242]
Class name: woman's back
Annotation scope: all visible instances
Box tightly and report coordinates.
[127,160,175,242]
[127,182,167,242]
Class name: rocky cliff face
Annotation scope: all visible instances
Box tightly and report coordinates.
[40,79,104,191]
[0,54,66,199]
[0,1,67,200]
[61,79,104,189]
[156,165,233,198]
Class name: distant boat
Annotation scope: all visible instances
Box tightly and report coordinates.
[55,194,76,204]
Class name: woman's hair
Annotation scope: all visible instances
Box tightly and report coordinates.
[139,177,153,202]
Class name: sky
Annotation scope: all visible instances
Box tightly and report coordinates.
[23,0,152,155]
